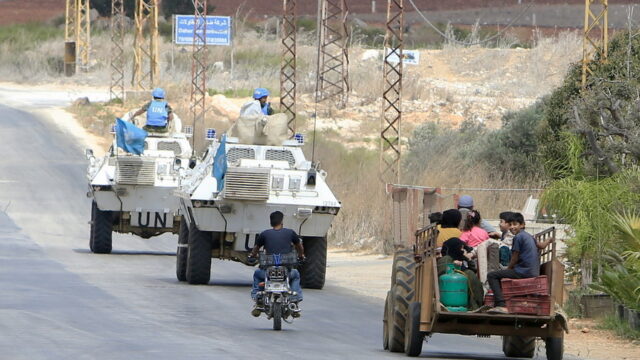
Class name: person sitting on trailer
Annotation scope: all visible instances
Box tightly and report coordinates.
[457,195,500,238]
[498,211,516,266]
[460,210,490,248]
[436,209,462,248]
[487,212,540,314]
[438,237,484,310]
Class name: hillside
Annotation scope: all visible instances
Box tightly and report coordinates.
[1,1,637,25]
[0,0,64,25]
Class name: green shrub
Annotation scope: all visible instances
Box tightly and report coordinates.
[296,17,316,32]
[0,23,62,52]
[596,315,640,341]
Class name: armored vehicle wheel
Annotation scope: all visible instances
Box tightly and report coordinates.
[90,201,113,254]
[186,223,212,285]
[502,336,535,358]
[545,336,563,360]
[405,302,425,356]
[383,291,391,350]
[387,285,405,352]
[273,303,282,331]
[300,236,327,289]
[89,202,96,252]
[176,216,189,281]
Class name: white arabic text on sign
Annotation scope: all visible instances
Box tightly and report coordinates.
[174,15,232,46]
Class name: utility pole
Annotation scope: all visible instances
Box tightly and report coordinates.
[317,0,350,108]
[380,0,404,184]
[190,0,208,153]
[110,0,125,101]
[582,0,608,89]
[64,0,90,75]
[133,0,159,90]
[280,0,297,135]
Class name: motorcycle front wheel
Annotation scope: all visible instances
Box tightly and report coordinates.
[273,303,282,330]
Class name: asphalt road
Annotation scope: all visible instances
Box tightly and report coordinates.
[0,96,581,359]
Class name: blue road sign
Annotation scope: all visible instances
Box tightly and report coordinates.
[175,15,231,46]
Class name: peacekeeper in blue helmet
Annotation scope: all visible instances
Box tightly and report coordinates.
[132,87,174,133]
[253,87,274,115]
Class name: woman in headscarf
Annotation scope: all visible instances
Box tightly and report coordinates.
[437,237,484,310]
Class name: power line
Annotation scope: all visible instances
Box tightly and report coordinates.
[406,0,535,46]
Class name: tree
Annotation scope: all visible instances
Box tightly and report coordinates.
[90,0,135,18]
[538,29,640,179]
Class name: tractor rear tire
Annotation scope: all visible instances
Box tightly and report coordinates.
[176,216,189,281]
[388,249,416,352]
[300,236,327,289]
[405,302,425,356]
[186,223,212,285]
[383,291,391,350]
[502,336,536,358]
[388,284,405,352]
[90,201,113,254]
[545,336,563,360]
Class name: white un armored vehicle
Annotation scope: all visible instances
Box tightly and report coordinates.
[85,112,193,253]
[176,109,340,289]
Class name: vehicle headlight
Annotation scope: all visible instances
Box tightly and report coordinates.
[157,163,168,175]
[289,177,301,191]
[272,175,285,190]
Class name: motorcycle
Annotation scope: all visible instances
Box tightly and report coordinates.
[252,252,301,330]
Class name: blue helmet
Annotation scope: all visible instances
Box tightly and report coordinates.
[152,87,165,99]
[253,88,269,99]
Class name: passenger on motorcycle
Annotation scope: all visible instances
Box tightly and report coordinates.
[248,211,305,309]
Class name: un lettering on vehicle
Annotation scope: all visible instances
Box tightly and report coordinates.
[130,212,174,228]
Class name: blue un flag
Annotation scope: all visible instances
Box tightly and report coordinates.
[212,135,227,192]
[115,118,147,155]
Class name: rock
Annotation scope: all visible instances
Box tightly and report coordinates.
[213,61,224,71]
[73,97,90,106]
[351,18,368,29]
[361,49,380,61]
[89,9,100,22]
[209,94,240,121]
[581,327,590,333]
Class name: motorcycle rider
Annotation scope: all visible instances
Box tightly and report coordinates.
[248,211,305,316]
[253,87,274,115]
[132,87,174,133]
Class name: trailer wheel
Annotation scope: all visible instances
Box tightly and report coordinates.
[405,302,425,356]
[185,223,212,285]
[90,201,113,254]
[388,285,405,352]
[175,216,189,281]
[502,336,536,358]
[383,291,391,350]
[545,336,563,360]
[300,236,327,289]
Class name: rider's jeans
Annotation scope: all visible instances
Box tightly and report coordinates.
[251,268,303,301]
